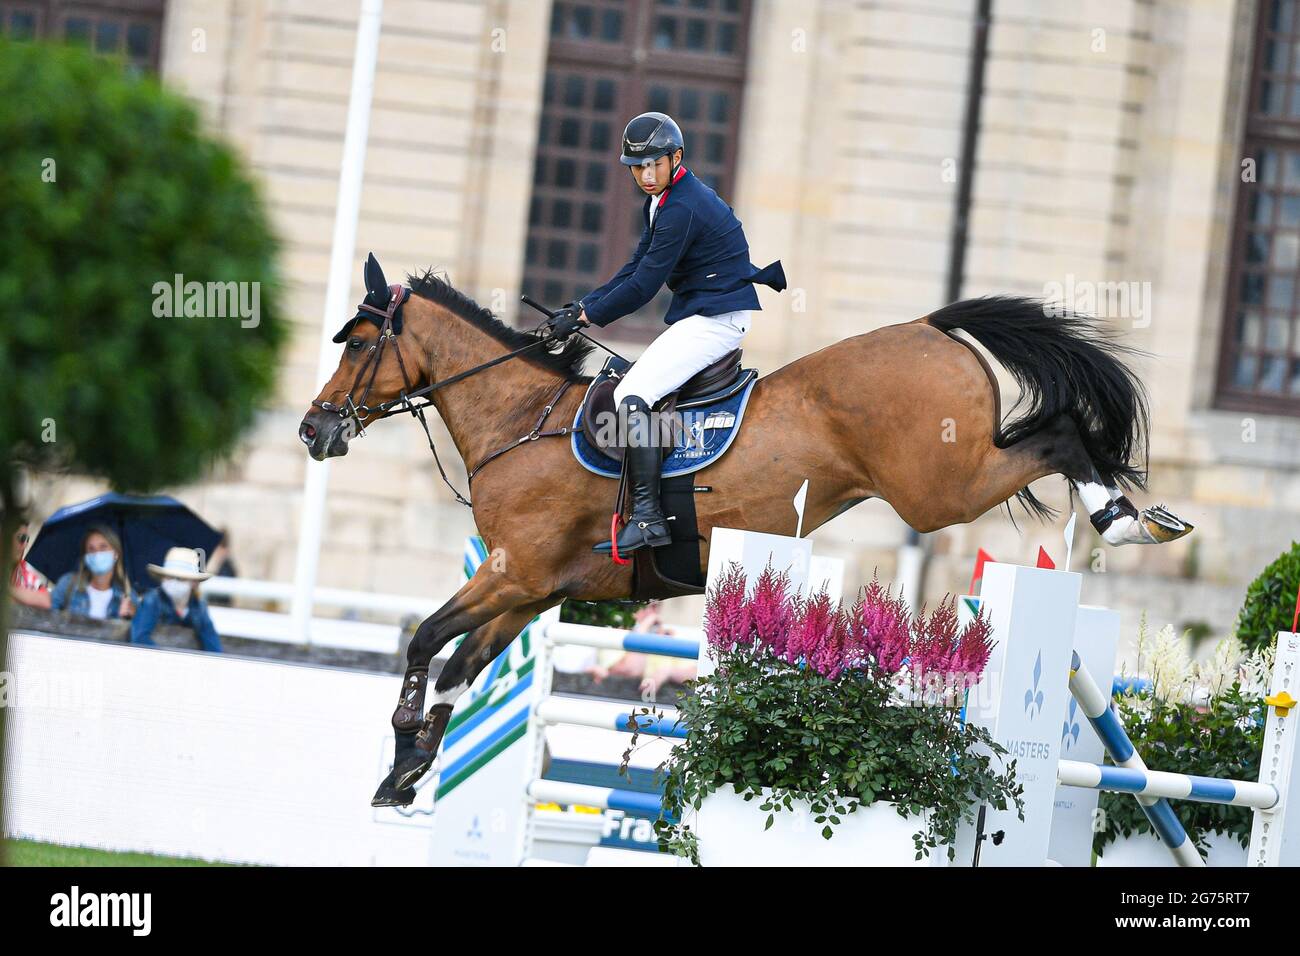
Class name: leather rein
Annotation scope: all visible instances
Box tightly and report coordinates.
[310,285,603,509]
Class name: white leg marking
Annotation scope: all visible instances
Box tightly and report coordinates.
[429,682,469,708]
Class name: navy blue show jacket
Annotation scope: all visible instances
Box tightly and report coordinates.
[580,167,786,328]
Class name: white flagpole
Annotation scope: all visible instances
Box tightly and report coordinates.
[289,0,384,647]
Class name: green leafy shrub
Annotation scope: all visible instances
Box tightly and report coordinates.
[1236,541,1300,654]
[561,600,647,629]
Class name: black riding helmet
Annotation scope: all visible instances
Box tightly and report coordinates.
[620,112,685,171]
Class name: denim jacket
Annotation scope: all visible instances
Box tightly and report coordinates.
[50,572,133,620]
[130,587,222,653]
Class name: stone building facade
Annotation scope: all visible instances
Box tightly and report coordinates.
[21,0,1300,644]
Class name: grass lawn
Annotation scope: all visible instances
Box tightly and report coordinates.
[5,839,242,867]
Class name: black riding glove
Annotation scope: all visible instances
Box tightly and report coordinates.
[545,304,584,340]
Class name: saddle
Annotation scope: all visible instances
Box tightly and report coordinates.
[580,348,756,462]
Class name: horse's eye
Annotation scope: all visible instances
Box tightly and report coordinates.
[347,337,364,352]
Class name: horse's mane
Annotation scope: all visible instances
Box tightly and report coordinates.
[407,268,594,382]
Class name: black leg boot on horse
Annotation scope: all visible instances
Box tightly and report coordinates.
[371,665,446,807]
[594,395,673,555]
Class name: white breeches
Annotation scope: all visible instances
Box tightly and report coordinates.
[613,310,751,407]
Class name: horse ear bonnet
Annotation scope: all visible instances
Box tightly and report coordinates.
[332,253,407,343]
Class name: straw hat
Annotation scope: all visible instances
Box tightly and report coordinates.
[146,547,213,582]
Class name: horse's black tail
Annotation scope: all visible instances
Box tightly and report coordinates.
[924,295,1150,520]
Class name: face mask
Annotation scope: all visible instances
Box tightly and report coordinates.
[84,550,116,576]
[162,579,193,607]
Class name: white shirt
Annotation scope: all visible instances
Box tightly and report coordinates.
[86,583,114,619]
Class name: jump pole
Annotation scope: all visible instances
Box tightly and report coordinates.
[1050,632,1300,866]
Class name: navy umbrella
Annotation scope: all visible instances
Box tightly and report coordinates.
[26,493,222,594]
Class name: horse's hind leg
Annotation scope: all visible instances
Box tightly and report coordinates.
[1078,480,1193,546]
[957,414,1192,546]
[896,413,1092,530]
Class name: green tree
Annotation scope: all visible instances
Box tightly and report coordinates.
[1236,542,1300,653]
[0,38,288,863]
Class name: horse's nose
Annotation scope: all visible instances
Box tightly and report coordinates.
[299,420,316,446]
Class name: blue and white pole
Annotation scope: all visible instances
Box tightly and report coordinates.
[1058,761,1278,810]
[1068,652,1204,867]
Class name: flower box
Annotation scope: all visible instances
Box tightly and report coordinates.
[694,785,937,867]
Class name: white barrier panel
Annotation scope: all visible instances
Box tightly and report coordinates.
[951,563,1081,866]
[426,607,558,866]
[3,632,432,866]
[808,555,846,605]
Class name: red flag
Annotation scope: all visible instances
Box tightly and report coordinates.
[1036,546,1055,570]
[969,548,995,594]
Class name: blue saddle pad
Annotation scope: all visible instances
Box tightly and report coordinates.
[571,378,758,479]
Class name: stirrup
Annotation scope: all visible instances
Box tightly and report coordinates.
[593,514,674,554]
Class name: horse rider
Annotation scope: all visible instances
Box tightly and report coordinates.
[545,111,786,556]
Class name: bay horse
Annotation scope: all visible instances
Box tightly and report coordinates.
[298,254,1192,807]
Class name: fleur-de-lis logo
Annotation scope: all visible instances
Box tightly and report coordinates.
[467,815,484,840]
[1061,697,1082,750]
[1024,651,1044,719]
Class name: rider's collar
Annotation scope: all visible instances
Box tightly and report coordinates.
[656,164,688,206]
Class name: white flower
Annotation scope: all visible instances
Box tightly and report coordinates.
[1239,644,1276,699]
[1146,623,1195,704]
[1196,636,1244,700]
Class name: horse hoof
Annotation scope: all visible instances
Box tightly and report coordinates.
[393,754,434,791]
[371,771,418,808]
[1140,505,1192,544]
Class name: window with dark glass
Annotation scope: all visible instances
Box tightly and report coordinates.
[1,0,164,73]
[521,0,752,339]
[1218,0,1300,413]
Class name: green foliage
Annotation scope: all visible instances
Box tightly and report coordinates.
[561,599,647,629]
[0,38,286,490]
[1095,684,1265,857]
[1236,541,1300,654]
[646,651,1023,865]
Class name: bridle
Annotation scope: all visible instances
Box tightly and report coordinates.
[311,284,415,427]
[311,285,618,508]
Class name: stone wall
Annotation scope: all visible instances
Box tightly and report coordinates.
[25,0,1300,644]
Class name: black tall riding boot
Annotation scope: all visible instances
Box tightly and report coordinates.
[594,395,672,554]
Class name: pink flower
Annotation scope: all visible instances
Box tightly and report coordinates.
[908,597,993,694]
[703,563,993,696]
[703,561,751,654]
[850,578,912,676]
[791,589,843,678]
[750,563,795,657]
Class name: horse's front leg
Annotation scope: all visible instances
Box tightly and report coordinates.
[371,563,555,806]
[389,601,558,797]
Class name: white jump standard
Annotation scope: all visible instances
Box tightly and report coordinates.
[955,561,1300,867]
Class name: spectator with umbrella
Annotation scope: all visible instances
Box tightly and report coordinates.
[131,548,222,653]
[49,525,135,620]
[26,493,221,595]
